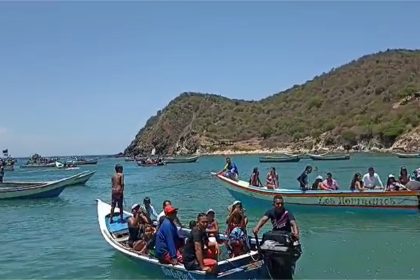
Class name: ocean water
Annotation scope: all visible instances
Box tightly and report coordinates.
[0,153,419,279]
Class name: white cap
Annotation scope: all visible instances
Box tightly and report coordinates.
[316,175,323,180]
[388,174,395,178]
[206,208,215,215]
[227,200,242,212]
[131,203,140,211]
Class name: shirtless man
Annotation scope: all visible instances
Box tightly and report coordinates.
[110,164,124,223]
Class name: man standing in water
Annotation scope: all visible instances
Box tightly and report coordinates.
[110,164,124,223]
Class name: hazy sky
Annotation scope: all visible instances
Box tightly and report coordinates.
[1,1,419,157]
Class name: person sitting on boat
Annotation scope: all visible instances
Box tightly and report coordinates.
[312,175,325,190]
[321,172,339,190]
[252,195,300,241]
[249,167,263,187]
[157,200,182,229]
[183,213,218,273]
[155,205,184,265]
[386,174,405,191]
[350,173,367,192]
[266,167,279,189]
[362,167,384,189]
[139,224,157,255]
[399,167,411,186]
[219,157,239,181]
[142,197,159,224]
[225,201,249,257]
[127,204,151,251]
[297,166,312,191]
[205,209,221,254]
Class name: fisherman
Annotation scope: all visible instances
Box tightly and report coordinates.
[297,166,312,190]
[219,157,239,181]
[362,167,384,189]
[252,195,300,240]
[183,213,217,273]
[110,164,124,223]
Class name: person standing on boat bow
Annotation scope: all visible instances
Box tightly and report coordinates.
[110,164,124,223]
[253,195,300,241]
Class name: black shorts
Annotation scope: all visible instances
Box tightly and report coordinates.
[111,194,123,208]
[184,260,201,271]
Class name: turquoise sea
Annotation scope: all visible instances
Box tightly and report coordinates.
[0,153,419,279]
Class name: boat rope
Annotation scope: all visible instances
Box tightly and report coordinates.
[134,176,212,195]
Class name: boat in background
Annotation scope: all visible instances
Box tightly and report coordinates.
[215,174,420,211]
[164,155,199,164]
[96,199,301,279]
[394,152,420,158]
[259,155,300,163]
[308,153,350,161]
[136,160,166,167]
[1,149,16,171]
[0,171,94,199]
[67,157,98,165]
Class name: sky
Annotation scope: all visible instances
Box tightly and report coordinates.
[1,1,419,157]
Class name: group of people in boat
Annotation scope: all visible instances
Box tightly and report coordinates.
[218,157,420,191]
[110,164,300,274]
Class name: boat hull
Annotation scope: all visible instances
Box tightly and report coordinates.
[0,171,95,199]
[308,154,350,160]
[96,199,271,279]
[216,175,420,212]
[165,156,199,164]
[259,156,300,163]
[395,153,420,158]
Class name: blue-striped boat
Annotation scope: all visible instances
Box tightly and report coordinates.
[96,199,298,279]
[0,171,95,199]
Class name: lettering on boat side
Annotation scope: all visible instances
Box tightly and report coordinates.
[161,267,194,280]
[318,197,400,207]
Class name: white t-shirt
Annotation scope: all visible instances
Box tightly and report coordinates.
[362,173,383,188]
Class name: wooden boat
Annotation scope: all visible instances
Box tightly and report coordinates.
[20,162,57,168]
[67,158,98,165]
[0,172,92,199]
[259,155,300,163]
[164,156,199,164]
[394,152,420,158]
[136,160,166,167]
[215,174,420,211]
[96,199,300,279]
[308,153,350,161]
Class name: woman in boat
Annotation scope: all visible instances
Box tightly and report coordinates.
[399,167,411,185]
[266,167,279,189]
[249,167,263,187]
[312,175,325,190]
[386,174,405,191]
[225,201,249,257]
[128,204,151,251]
[350,173,366,192]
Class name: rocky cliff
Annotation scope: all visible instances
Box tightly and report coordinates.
[125,49,420,155]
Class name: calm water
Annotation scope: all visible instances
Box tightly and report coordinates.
[0,153,419,279]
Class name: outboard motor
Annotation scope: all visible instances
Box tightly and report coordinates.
[258,231,302,280]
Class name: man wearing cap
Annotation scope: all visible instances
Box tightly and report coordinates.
[157,200,182,229]
[142,197,158,223]
[253,195,300,240]
[362,167,384,189]
[155,205,184,265]
[110,164,124,223]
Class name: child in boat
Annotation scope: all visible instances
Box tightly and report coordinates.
[249,167,263,187]
[386,174,405,191]
[266,167,279,189]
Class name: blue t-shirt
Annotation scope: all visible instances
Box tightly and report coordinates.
[155,218,181,259]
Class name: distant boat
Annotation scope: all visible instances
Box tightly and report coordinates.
[0,171,94,199]
[20,162,57,168]
[136,160,166,167]
[308,153,350,161]
[259,155,300,163]
[67,158,98,165]
[394,152,420,158]
[164,155,199,164]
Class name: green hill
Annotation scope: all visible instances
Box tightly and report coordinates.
[125,49,420,156]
